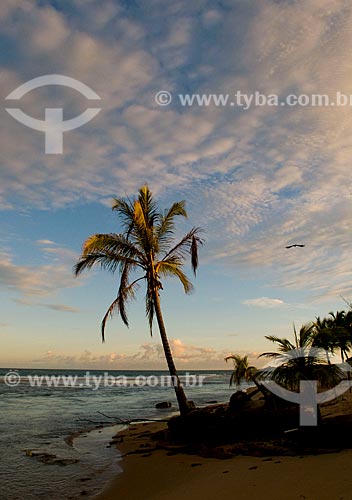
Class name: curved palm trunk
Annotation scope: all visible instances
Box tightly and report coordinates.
[153,291,191,415]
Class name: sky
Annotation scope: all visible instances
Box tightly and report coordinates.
[1,0,352,369]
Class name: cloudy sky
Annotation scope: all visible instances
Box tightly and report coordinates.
[1,0,352,369]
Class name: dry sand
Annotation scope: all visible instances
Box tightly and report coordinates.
[96,417,352,500]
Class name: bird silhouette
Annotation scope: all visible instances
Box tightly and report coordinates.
[285,244,305,249]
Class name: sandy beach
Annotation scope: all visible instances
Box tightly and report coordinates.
[96,411,352,500]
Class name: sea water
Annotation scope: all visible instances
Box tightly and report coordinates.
[0,369,238,499]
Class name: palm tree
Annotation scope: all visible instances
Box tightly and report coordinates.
[312,316,333,364]
[225,354,273,406]
[327,311,351,362]
[225,354,258,389]
[259,323,343,393]
[313,311,352,362]
[74,185,203,415]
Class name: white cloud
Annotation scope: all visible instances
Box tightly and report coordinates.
[202,10,222,27]
[0,243,79,299]
[36,239,56,246]
[29,7,69,52]
[41,304,80,313]
[242,297,285,308]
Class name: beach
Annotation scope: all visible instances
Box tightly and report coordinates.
[97,397,352,500]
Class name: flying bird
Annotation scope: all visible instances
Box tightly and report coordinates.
[285,244,305,249]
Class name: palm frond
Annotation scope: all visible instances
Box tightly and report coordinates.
[157,201,187,246]
[101,275,144,341]
[74,252,137,276]
[111,197,135,234]
[298,323,315,348]
[225,354,246,364]
[132,192,160,255]
[191,235,199,275]
[264,335,295,352]
[74,233,146,277]
[116,263,132,327]
[156,260,194,294]
[138,185,159,227]
[258,351,285,359]
[161,227,204,263]
[82,234,145,261]
[145,283,155,336]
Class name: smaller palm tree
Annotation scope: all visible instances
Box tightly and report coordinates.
[225,354,274,407]
[312,316,334,364]
[313,311,352,362]
[225,354,258,389]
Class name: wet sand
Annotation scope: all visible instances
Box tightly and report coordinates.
[96,417,352,500]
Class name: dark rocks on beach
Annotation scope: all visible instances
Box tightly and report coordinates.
[229,390,250,411]
[110,435,123,445]
[166,389,302,452]
[55,458,79,466]
[24,450,79,466]
[155,401,172,409]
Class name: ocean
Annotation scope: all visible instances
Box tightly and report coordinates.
[0,368,240,500]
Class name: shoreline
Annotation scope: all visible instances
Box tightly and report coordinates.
[95,393,352,500]
[94,419,352,500]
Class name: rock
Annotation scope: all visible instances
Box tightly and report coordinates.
[208,447,233,459]
[155,401,172,409]
[23,450,78,466]
[54,458,79,466]
[229,390,250,411]
[206,400,218,404]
